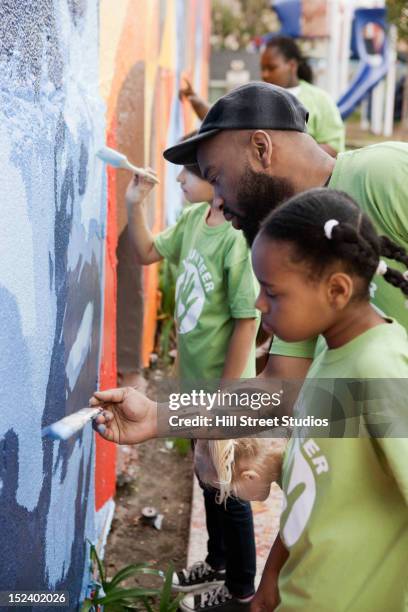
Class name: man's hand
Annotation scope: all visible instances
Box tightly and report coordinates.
[90,387,157,445]
[125,171,157,209]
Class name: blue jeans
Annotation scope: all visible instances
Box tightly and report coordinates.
[202,485,256,599]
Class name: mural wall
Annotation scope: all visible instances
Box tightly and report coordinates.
[0,0,210,608]
[100,0,211,369]
[0,0,108,604]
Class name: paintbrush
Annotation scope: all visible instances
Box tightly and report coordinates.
[42,407,103,441]
[97,146,159,183]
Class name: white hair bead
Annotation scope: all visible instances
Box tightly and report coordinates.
[369,282,377,298]
[403,271,408,281]
[376,260,388,276]
[324,219,339,240]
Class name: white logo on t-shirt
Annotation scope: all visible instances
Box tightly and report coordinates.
[281,438,329,547]
[175,249,214,334]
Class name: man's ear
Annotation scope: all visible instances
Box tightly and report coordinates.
[249,130,273,169]
[327,272,353,309]
[241,469,261,482]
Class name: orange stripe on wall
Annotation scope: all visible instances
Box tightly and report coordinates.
[141,66,175,365]
[103,0,147,127]
[99,0,211,372]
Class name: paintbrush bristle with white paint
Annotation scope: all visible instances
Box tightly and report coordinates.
[97,146,159,184]
[42,407,103,441]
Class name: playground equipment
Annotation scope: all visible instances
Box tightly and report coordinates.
[267,0,397,136]
[272,0,301,38]
[334,5,397,136]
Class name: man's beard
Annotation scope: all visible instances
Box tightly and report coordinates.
[235,167,295,246]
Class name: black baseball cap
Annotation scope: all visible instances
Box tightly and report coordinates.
[163,81,309,165]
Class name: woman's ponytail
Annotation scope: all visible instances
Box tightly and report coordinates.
[297,58,313,83]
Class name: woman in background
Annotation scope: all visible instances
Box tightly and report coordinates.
[181,36,344,158]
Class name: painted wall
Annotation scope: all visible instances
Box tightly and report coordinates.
[0,0,113,604]
[100,0,211,368]
[0,0,108,603]
[0,0,209,608]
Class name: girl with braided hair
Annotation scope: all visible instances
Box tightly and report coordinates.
[246,187,408,612]
[257,188,408,338]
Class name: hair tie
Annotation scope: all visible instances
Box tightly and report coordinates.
[324,219,339,240]
[376,260,387,276]
[403,271,408,282]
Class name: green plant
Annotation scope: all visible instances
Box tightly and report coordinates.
[157,564,183,612]
[386,0,408,41]
[81,542,183,611]
[385,1,408,126]
[172,438,191,456]
[211,0,279,50]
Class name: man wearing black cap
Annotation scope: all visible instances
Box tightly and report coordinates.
[93,82,408,611]
[163,81,408,612]
[161,85,330,611]
[164,80,408,358]
[164,81,333,247]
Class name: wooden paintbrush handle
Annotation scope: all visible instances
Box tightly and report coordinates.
[124,161,159,184]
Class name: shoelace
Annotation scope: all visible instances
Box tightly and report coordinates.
[185,561,212,581]
[201,584,232,607]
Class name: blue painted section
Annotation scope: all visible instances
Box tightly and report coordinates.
[0,1,106,607]
[337,8,389,120]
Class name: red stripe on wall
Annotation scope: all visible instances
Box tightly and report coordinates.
[95,127,118,512]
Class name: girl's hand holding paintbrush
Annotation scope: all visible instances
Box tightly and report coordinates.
[91,387,158,445]
[96,146,159,183]
[125,169,157,210]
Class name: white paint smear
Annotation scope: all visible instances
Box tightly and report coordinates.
[0,124,37,338]
[66,302,94,392]
[45,433,94,588]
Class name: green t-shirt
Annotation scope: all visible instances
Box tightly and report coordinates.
[297,80,345,153]
[155,202,258,381]
[271,142,408,359]
[278,320,408,611]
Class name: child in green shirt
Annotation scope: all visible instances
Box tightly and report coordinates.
[126,167,258,382]
[243,188,407,611]
[125,159,259,610]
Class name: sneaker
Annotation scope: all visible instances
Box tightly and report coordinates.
[179,584,251,611]
[172,561,226,593]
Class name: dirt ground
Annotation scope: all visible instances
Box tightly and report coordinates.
[103,368,194,587]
